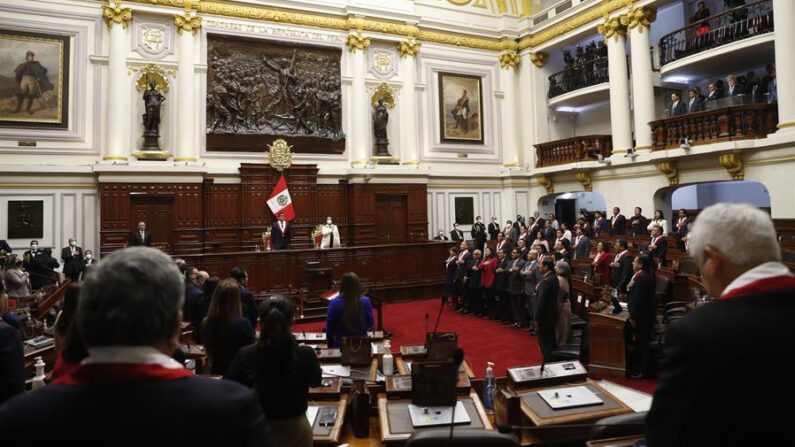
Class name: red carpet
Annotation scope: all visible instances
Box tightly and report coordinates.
[294,297,658,395]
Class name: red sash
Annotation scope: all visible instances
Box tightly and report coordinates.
[54,363,193,386]
[720,276,795,300]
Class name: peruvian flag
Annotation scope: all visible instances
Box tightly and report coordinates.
[266,174,295,221]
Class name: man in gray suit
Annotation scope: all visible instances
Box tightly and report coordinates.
[573,226,591,259]
[686,88,704,113]
[670,92,686,117]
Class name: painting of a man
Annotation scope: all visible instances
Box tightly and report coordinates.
[438,72,483,144]
[453,89,470,133]
[13,50,53,114]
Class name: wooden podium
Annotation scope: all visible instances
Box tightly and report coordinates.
[588,309,630,377]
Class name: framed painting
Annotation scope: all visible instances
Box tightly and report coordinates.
[438,72,484,145]
[454,197,474,225]
[0,29,70,129]
[7,200,44,239]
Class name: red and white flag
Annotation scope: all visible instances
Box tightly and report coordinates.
[266,174,295,221]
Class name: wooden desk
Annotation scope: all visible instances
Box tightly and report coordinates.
[310,396,348,444]
[586,435,644,447]
[377,391,493,444]
[588,309,630,377]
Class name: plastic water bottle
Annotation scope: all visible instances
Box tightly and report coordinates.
[382,340,393,376]
[484,361,495,414]
[32,356,46,390]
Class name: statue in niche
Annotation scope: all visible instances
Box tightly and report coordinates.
[142,81,165,150]
[373,98,389,157]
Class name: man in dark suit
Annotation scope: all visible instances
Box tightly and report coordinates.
[492,249,511,323]
[471,216,487,252]
[534,259,559,363]
[725,74,744,96]
[646,203,795,446]
[609,207,626,235]
[705,81,722,102]
[647,225,668,265]
[610,239,635,293]
[463,249,482,314]
[130,221,152,247]
[0,247,272,445]
[627,254,657,379]
[669,92,686,117]
[488,217,501,241]
[686,88,704,113]
[449,223,464,241]
[22,240,39,270]
[230,267,257,328]
[629,207,649,237]
[270,213,291,250]
[0,313,24,404]
[432,229,449,241]
[573,227,591,259]
[60,236,84,282]
[494,232,511,254]
[183,265,203,330]
[453,241,471,312]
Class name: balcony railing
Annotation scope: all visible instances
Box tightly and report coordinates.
[649,103,778,150]
[659,0,773,67]
[535,135,612,167]
[548,56,609,99]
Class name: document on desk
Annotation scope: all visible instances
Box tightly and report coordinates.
[538,385,603,410]
[408,401,471,427]
[321,364,351,378]
[306,406,319,426]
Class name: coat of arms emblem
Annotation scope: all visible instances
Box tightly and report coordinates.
[267,138,293,171]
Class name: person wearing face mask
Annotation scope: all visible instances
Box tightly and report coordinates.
[487,217,500,241]
[320,217,341,249]
[23,240,39,270]
[81,250,98,279]
[433,229,449,241]
[61,237,84,282]
[450,223,464,241]
[471,216,487,252]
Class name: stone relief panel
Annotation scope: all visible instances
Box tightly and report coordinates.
[133,21,173,60]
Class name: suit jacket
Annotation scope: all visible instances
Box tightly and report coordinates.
[239,286,258,329]
[507,258,526,295]
[674,217,690,235]
[184,281,204,329]
[130,230,152,247]
[494,239,512,255]
[487,222,501,240]
[630,215,649,237]
[270,221,291,250]
[492,258,509,292]
[450,229,464,241]
[61,246,84,279]
[627,271,655,330]
[0,240,11,254]
[670,101,686,117]
[609,215,626,235]
[611,253,635,294]
[0,322,24,404]
[687,97,705,113]
[573,236,591,259]
[454,251,472,281]
[471,223,487,243]
[433,234,449,241]
[465,259,482,289]
[726,83,745,96]
[22,249,38,270]
[648,236,668,261]
[0,374,271,445]
[646,287,795,446]
[706,90,723,102]
[534,272,560,329]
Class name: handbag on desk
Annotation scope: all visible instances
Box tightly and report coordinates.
[341,336,372,366]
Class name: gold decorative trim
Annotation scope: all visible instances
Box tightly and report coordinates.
[499,51,520,69]
[575,170,592,191]
[351,159,369,164]
[718,153,744,180]
[620,6,656,33]
[346,32,371,53]
[135,65,170,92]
[133,150,171,160]
[503,162,523,168]
[657,160,678,185]
[369,157,401,164]
[175,14,202,35]
[371,83,395,108]
[173,156,197,161]
[102,0,133,29]
[592,170,659,181]
[634,145,653,150]
[529,52,548,68]
[776,120,795,129]
[102,155,128,161]
[597,15,627,41]
[397,38,421,58]
[402,161,421,165]
[537,174,554,194]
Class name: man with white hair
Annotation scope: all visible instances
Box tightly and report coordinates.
[646,203,795,445]
[0,247,272,444]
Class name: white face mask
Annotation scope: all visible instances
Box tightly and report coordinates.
[70,241,76,247]
[86,254,92,259]
[31,245,38,250]
[327,219,332,225]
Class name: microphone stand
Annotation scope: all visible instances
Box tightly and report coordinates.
[448,349,464,447]
[427,296,447,352]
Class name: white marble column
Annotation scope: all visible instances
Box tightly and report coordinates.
[598,17,633,155]
[101,1,132,161]
[773,0,795,133]
[522,51,549,169]
[625,7,657,152]
[398,38,420,166]
[347,32,371,167]
[174,13,201,162]
[500,51,521,168]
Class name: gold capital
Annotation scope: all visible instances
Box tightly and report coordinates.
[175,14,202,35]
[499,51,520,69]
[397,38,421,58]
[621,6,656,33]
[597,15,626,41]
[575,170,592,191]
[718,153,744,180]
[537,174,554,194]
[657,160,679,185]
[102,0,132,29]
[346,32,371,53]
[529,52,548,68]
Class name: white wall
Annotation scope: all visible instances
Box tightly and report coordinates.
[574,101,611,135]
[427,188,503,238]
[537,191,607,216]
[672,181,772,210]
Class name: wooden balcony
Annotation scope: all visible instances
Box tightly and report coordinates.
[535,135,612,167]
[649,103,778,150]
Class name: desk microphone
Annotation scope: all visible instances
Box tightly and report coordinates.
[424,313,430,348]
[448,348,465,447]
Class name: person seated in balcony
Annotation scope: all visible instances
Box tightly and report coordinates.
[669,92,686,117]
[706,82,723,103]
[725,74,744,97]
[687,88,705,113]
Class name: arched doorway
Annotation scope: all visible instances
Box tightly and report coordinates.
[654,180,771,223]
[537,191,607,227]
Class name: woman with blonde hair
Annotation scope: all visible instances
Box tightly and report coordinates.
[200,278,255,375]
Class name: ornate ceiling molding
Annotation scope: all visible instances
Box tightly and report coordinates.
[529,51,547,68]
[102,0,133,29]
